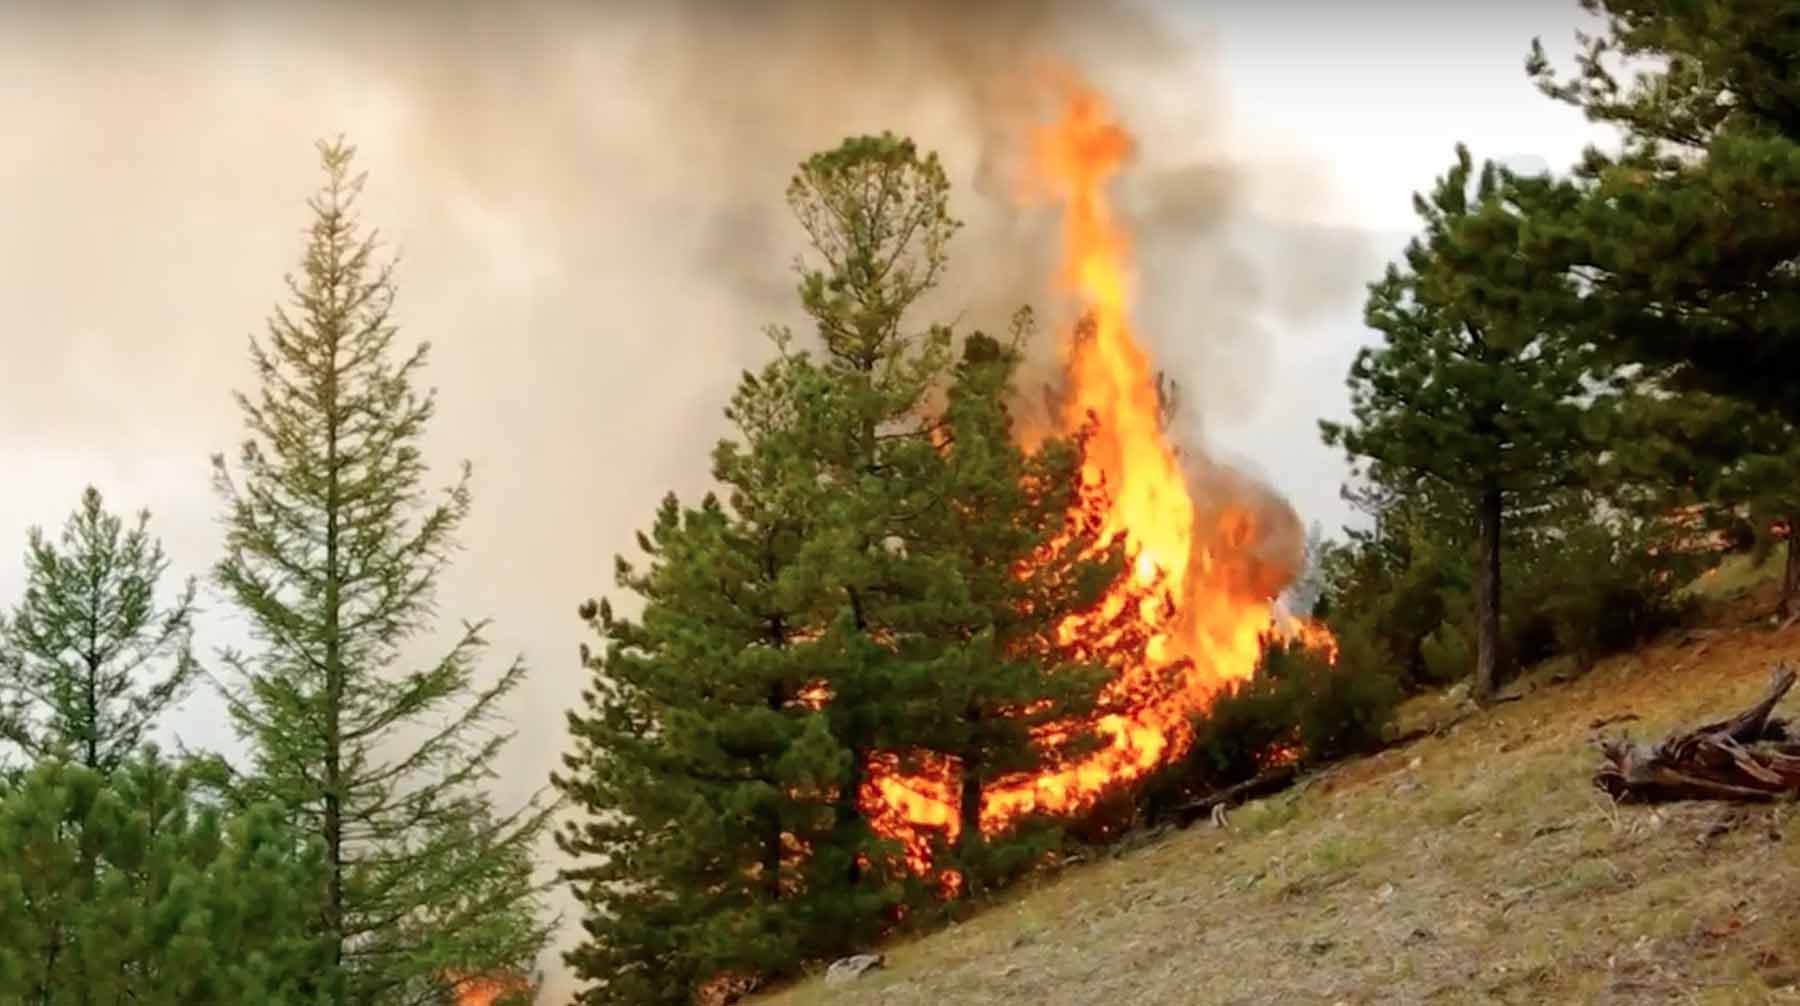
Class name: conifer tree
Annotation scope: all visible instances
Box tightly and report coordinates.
[211,138,550,1006]
[901,324,1126,891]
[0,748,328,1006]
[554,484,859,1005]
[1321,146,1592,703]
[0,486,197,773]
[1524,3,1800,426]
[555,134,1131,1003]
[766,134,1122,883]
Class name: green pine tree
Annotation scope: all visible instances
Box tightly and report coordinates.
[1524,3,1800,427]
[901,322,1126,893]
[1321,145,1593,704]
[0,486,197,773]
[554,133,1135,1002]
[210,137,551,1006]
[554,485,859,1006]
[0,748,330,1006]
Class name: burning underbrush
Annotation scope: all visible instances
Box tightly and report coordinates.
[853,74,1341,882]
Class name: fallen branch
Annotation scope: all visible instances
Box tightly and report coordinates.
[1595,665,1800,803]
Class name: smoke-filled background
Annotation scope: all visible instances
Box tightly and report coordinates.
[0,0,1605,995]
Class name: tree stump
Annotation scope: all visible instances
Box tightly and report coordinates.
[1595,665,1800,802]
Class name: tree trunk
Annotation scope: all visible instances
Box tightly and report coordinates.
[764,679,785,901]
[955,747,982,897]
[322,340,345,1006]
[845,752,865,886]
[1473,483,1503,705]
[1782,522,1799,621]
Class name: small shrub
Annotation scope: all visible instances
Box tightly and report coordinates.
[1528,519,1691,669]
[1419,617,1471,685]
[1285,625,1402,762]
[1186,672,1296,786]
[1145,629,1404,815]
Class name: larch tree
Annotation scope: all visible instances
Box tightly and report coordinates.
[0,748,329,1006]
[210,138,551,1006]
[0,486,197,774]
[1320,145,1593,704]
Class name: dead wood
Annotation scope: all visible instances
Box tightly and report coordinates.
[1595,665,1800,803]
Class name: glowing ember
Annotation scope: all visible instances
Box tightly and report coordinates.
[447,970,532,1006]
[859,71,1334,870]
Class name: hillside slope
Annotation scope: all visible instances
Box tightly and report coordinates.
[759,567,1800,1005]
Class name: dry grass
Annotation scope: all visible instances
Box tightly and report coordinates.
[755,574,1800,1006]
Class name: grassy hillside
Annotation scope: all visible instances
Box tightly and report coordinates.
[758,564,1800,1005]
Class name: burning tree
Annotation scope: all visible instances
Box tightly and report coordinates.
[555,133,1137,1003]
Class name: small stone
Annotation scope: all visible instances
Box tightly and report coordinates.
[1376,882,1396,902]
[824,954,884,987]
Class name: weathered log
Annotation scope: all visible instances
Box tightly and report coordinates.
[1595,665,1800,803]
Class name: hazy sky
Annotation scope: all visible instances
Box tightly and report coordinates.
[0,0,1610,993]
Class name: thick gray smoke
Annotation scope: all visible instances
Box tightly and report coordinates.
[0,1,1370,996]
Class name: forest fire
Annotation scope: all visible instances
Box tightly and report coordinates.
[861,74,1334,871]
[447,970,534,1006]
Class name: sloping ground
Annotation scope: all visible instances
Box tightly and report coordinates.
[759,570,1800,1006]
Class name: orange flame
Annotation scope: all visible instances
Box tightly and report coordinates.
[857,71,1334,877]
[447,970,532,1006]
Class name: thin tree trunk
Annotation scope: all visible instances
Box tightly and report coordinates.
[764,678,785,901]
[322,278,346,1005]
[1473,483,1503,705]
[955,748,982,898]
[1782,521,1799,621]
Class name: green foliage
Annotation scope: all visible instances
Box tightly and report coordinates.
[1166,633,1401,798]
[1591,383,1800,616]
[0,486,197,773]
[211,138,551,1006]
[1523,508,1692,670]
[1321,143,1594,703]
[555,134,1134,1004]
[1288,632,1401,763]
[1525,2,1800,429]
[1419,618,1472,687]
[1315,488,1470,689]
[0,749,328,1005]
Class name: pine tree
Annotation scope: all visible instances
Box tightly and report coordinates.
[0,486,197,773]
[1524,3,1800,426]
[555,134,1131,1002]
[1320,146,1593,704]
[900,323,1124,892]
[554,486,860,1005]
[0,748,329,1006]
[211,138,551,1006]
